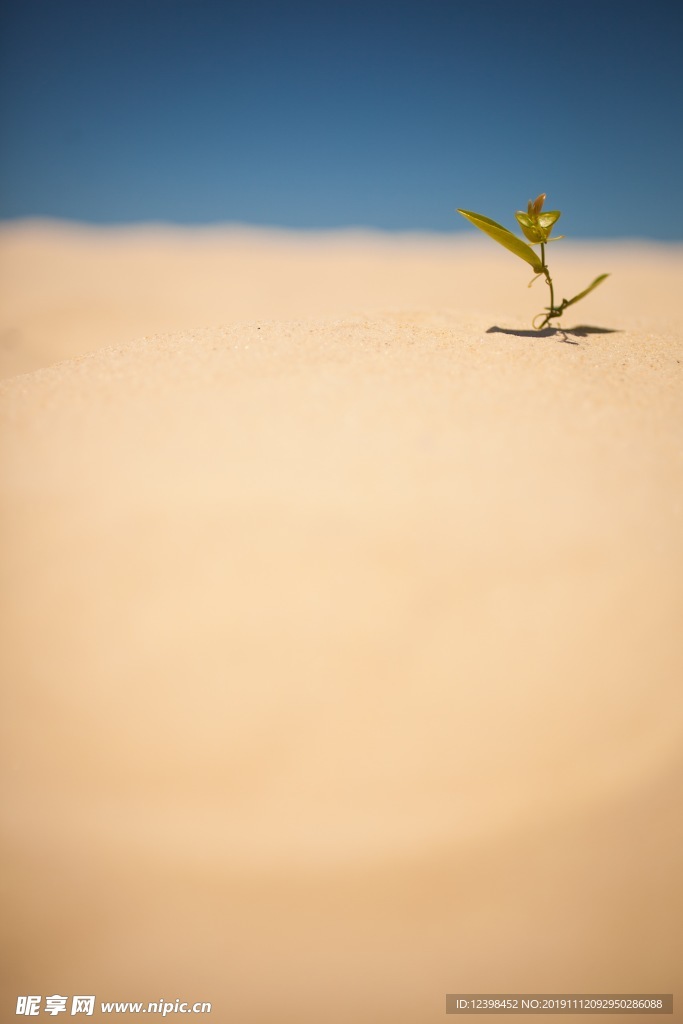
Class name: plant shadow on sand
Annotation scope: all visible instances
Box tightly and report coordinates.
[487,325,619,346]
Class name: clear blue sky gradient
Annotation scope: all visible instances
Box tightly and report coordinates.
[1,0,682,237]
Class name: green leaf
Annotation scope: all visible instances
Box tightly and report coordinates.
[537,210,561,230]
[516,209,562,243]
[457,209,543,272]
[515,212,544,243]
[563,273,609,309]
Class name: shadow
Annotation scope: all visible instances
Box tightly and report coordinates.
[565,324,620,337]
[487,325,619,346]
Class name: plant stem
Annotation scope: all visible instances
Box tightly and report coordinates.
[540,243,554,311]
[535,241,561,330]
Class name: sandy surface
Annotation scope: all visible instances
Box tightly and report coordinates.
[1,223,683,1021]
[2,219,682,378]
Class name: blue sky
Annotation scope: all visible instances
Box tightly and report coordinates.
[1,0,682,237]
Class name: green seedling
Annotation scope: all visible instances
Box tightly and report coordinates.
[457,194,608,330]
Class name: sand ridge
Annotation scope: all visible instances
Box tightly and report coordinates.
[2,220,683,378]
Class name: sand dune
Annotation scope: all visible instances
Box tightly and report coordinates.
[1,220,682,378]
[1,224,682,1021]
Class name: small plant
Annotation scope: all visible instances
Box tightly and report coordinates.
[457,194,608,330]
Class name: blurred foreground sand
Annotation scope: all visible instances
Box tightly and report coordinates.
[1,224,683,1021]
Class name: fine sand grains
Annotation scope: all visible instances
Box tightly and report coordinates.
[1,227,683,1022]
